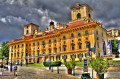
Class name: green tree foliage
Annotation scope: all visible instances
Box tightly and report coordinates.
[90,57,109,74]
[111,39,119,55]
[0,41,9,58]
[64,57,76,70]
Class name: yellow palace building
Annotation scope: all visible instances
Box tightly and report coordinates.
[8,3,109,64]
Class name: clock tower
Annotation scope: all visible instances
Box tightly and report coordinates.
[70,3,93,22]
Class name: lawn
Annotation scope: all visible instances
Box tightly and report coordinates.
[17,63,45,67]
[113,60,120,65]
[76,61,91,67]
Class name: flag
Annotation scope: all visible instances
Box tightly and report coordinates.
[118,40,120,56]
[103,41,106,55]
[93,42,96,54]
[87,41,91,56]
[108,40,112,55]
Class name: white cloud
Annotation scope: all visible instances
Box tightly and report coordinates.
[0,18,6,23]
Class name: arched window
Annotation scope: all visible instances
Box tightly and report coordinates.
[72,45,74,50]
[26,30,29,34]
[77,13,81,19]
[85,30,88,34]
[71,33,74,37]
[78,32,81,36]
[63,35,66,39]
[89,14,91,18]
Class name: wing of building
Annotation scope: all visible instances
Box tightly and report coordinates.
[8,3,111,64]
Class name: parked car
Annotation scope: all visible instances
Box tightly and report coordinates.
[81,73,91,79]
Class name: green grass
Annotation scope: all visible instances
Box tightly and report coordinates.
[113,60,120,65]
[17,63,45,67]
[76,61,91,67]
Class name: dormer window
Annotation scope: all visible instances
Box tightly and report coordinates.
[77,13,81,19]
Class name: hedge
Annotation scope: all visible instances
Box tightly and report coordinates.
[43,60,61,66]
[28,62,34,64]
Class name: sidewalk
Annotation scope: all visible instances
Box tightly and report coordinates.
[0,68,16,79]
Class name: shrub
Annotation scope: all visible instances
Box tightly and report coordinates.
[28,62,34,64]
[43,60,61,66]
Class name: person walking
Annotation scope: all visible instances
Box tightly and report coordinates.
[26,62,28,67]
[0,63,4,75]
[13,64,17,76]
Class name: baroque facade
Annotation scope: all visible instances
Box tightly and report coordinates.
[9,3,109,64]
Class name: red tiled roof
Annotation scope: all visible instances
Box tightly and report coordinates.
[24,35,33,40]
[13,20,99,42]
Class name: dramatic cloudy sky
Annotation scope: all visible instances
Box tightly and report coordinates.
[0,0,120,43]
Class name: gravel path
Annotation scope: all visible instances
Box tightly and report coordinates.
[16,67,80,79]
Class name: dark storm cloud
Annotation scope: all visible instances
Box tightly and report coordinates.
[0,0,120,43]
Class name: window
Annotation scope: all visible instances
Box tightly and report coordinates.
[63,46,66,51]
[33,52,35,55]
[64,41,66,44]
[89,14,91,18]
[86,37,88,40]
[78,32,81,36]
[22,44,24,47]
[14,53,16,57]
[18,53,19,57]
[72,45,74,50]
[26,30,29,34]
[54,48,57,53]
[37,42,39,45]
[26,44,28,46]
[43,51,45,54]
[78,39,81,41]
[54,39,56,42]
[27,26,28,29]
[37,51,39,56]
[42,41,45,45]
[29,44,31,46]
[60,47,61,52]
[77,13,81,19]
[15,45,16,48]
[63,35,65,39]
[85,53,87,57]
[49,40,51,43]
[18,45,19,48]
[33,43,35,46]
[85,30,88,34]
[102,33,103,37]
[86,42,89,48]
[49,49,51,53]
[60,38,61,41]
[71,33,74,37]
[96,30,98,35]
[72,40,74,42]
[97,42,99,48]
[79,44,81,49]
[97,37,99,40]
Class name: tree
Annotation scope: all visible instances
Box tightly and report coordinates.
[0,41,9,58]
[111,39,119,55]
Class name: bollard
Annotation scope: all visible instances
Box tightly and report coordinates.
[51,66,53,72]
[57,66,59,74]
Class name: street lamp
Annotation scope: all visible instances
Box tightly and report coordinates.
[10,53,13,72]
[21,53,23,66]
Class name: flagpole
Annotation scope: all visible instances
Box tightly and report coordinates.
[91,51,93,78]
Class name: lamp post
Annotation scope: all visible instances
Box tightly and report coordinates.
[10,53,13,72]
[21,53,23,66]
